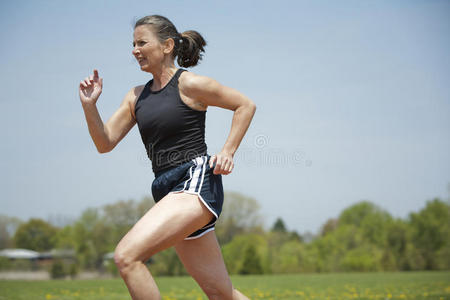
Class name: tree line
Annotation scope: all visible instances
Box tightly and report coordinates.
[0,192,448,276]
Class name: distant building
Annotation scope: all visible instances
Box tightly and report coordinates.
[0,248,40,260]
[0,248,76,268]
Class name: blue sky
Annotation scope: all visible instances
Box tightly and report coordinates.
[1,0,449,235]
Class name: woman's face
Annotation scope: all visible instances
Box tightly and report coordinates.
[132,25,166,72]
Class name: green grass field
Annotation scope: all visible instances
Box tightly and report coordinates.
[1,271,449,300]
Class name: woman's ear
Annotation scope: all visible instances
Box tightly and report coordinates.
[163,38,175,55]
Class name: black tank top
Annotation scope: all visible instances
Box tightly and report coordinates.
[134,68,208,174]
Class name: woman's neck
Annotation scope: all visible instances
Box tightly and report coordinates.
[150,63,178,91]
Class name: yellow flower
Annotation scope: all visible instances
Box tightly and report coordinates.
[45,294,52,300]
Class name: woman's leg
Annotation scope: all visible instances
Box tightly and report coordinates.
[174,230,250,300]
[114,192,215,300]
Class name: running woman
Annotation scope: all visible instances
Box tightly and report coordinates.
[78,15,256,300]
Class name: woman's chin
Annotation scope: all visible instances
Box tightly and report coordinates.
[140,64,150,71]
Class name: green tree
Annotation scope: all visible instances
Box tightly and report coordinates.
[289,230,303,243]
[338,201,393,246]
[222,233,268,274]
[269,240,306,273]
[13,218,58,251]
[55,225,77,250]
[271,218,287,233]
[72,208,102,269]
[320,218,338,237]
[239,244,263,275]
[383,218,411,270]
[340,244,383,272]
[265,229,298,273]
[310,224,365,272]
[402,242,425,270]
[408,198,450,270]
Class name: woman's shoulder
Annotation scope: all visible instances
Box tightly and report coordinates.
[178,70,218,95]
[132,84,146,96]
[128,84,146,120]
[178,70,211,111]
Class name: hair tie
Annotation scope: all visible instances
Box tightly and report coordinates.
[177,33,183,44]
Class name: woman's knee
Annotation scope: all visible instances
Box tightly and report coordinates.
[114,243,142,273]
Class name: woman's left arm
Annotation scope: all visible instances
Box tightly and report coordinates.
[181,73,257,175]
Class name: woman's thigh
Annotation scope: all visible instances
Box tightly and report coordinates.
[174,230,233,295]
[115,192,215,262]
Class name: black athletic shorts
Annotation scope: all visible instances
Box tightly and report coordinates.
[151,154,224,240]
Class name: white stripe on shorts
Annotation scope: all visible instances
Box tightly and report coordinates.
[183,164,193,191]
[198,156,207,192]
[188,156,205,193]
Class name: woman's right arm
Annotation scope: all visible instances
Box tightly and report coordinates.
[79,69,142,153]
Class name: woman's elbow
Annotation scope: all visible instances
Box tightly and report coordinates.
[96,142,113,154]
[248,100,257,113]
[97,148,109,154]
[232,99,256,114]
[97,147,110,154]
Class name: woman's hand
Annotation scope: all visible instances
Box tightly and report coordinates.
[79,69,103,105]
[209,151,234,175]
